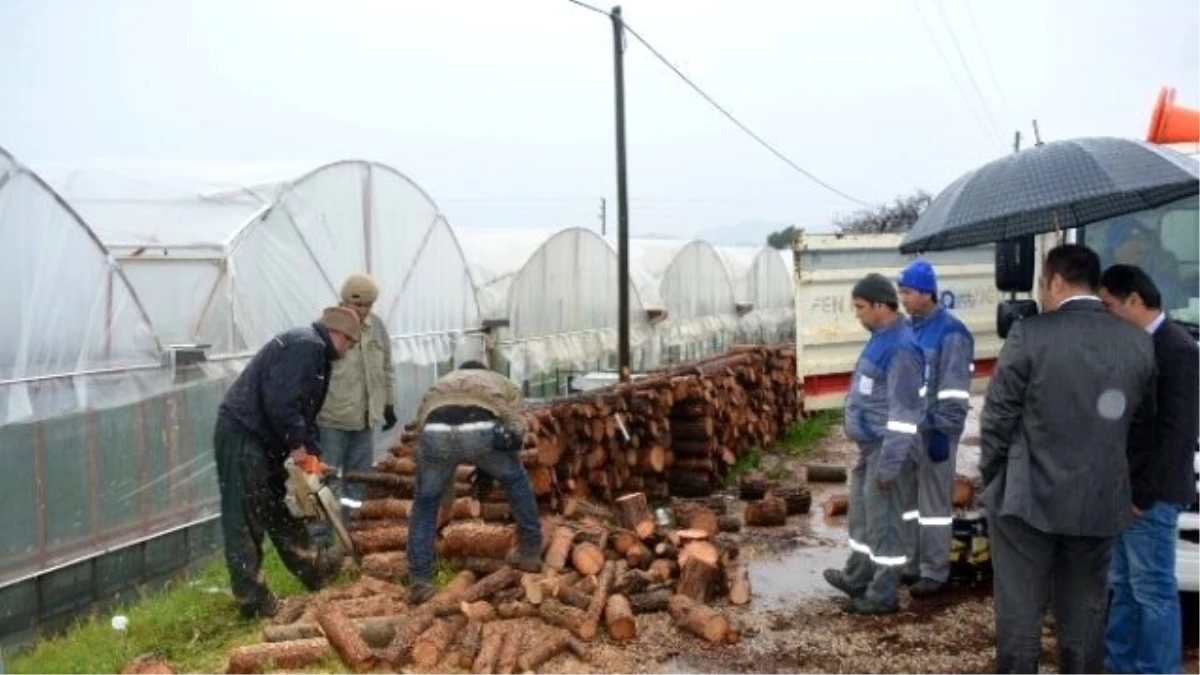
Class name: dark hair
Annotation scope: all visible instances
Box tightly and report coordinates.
[1100,264,1163,310]
[1043,244,1101,291]
[458,360,488,370]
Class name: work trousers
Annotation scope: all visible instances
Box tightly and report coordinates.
[900,431,958,582]
[213,417,328,612]
[408,422,543,583]
[841,442,909,606]
[990,514,1114,674]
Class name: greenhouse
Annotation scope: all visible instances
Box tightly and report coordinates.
[625,238,741,363]
[717,245,796,344]
[457,227,652,394]
[39,158,484,417]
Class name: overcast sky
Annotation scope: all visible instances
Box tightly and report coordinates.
[1,0,1196,243]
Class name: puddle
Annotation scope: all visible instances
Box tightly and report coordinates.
[747,506,850,609]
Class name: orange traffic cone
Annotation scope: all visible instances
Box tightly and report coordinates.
[1147,87,1199,144]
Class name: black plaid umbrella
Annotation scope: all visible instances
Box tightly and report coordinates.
[900,137,1199,254]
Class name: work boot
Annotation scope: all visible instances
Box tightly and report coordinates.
[909,578,947,598]
[823,569,865,599]
[843,596,899,615]
[409,581,437,606]
[507,549,543,574]
[239,592,280,619]
[899,572,920,587]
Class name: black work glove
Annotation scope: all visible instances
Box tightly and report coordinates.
[928,431,951,463]
[382,405,398,431]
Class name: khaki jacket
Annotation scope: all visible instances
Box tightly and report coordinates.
[415,369,525,435]
[317,312,395,431]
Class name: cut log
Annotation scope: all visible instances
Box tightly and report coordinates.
[554,582,592,611]
[609,529,639,555]
[744,497,788,526]
[648,558,678,583]
[441,522,517,559]
[628,588,673,614]
[776,486,813,515]
[316,605,375,672]
[676,553,720,603]
[565,635,592,662]
[806,464,848,483]
[360,552,407,581]
[724,561,751,605]
[270,596,311,625]
[538,598,590,639]
[351,526,408,554]
[450,621,484,670]
[460,567,522,604]
[824,492,849,517]
[717,515,742,533]
[449,556,508,577]
[675,529,711,545]
[562,497,615,522]
[619,487,657,535]
[544,526,575,572]
[353,497,409,520]
[678,540,720,569]
[580,561,615,640]
[480,502,511,522]
[381,611,436,666]
[612,568,655,597]
[460,600,497,623]
[227,638,331,674]
[625,540,653,569]
[412,615,467,668]
[604,594,637,641]
[330,595,399,620]
[472,624,504,675]
[495,624,525,675]
[451,497,483,520]
[263,616,402,648]
[681,507,719,538]
[570,542,605,577]
[668,595,730,644]
[517,629,571,672]
[737,470,770,501]
[496,601,538,619]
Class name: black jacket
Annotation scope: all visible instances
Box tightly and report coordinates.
[1130,318,1199,510]
[219,323,336,463]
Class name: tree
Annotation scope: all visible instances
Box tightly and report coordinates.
[834,189,932,234]
[765,225,800,250]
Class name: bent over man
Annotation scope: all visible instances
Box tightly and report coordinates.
[897,260,974,597]
[824,273,924,615]
[214,307,361,618]
[407,361,544,605]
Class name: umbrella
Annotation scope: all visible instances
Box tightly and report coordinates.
[900,137,1199,254]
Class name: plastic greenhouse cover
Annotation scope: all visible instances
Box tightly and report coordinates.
[0,149,163,424]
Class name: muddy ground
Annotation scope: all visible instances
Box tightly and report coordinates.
[514,398,1199,675]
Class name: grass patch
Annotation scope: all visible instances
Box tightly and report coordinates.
[776,411,841,458]
[724,447,763,487]
[8,544,341,675]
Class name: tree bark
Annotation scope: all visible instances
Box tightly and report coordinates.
[604,594,637,641]
[668,595,730,644]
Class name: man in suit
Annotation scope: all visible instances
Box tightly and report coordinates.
[1099,264,1199,674]
[980,244,1157,674]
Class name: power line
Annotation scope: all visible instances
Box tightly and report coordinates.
[565,1,870,207]
[910,0,1006,150]
[929,0,1007,143]
[962,1,1018,131]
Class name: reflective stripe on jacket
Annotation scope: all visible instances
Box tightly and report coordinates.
[844,317,925,481]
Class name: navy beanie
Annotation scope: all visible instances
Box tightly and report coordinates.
[852,273,898,306]
[898,260,938,296]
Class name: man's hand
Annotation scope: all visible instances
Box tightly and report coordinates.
[290,446,323,474]
[290,446,311,464]
[383,405,398,431]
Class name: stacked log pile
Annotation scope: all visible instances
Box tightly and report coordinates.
[372,344,800,511]
[226,494,749,674]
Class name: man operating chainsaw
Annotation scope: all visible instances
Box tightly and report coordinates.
[408,361,544,605]
[213,306,361,618]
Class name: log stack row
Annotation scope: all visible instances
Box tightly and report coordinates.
[227,493,748,674]
[373,344,800,511]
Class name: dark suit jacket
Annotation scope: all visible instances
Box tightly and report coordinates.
[980,298,1157,537]
[1130,318,1199,509]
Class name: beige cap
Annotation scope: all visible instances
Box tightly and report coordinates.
[340,273,379,305]
[321,306,362,342]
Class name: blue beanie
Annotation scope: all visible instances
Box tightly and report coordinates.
[898,260,937,295]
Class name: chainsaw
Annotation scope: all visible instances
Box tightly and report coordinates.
[283,456,360,559]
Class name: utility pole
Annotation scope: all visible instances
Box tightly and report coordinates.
[611,5,631,382]
[599,197,607,236]
[1032,119,1044,147]
[1012,130,1022,153]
